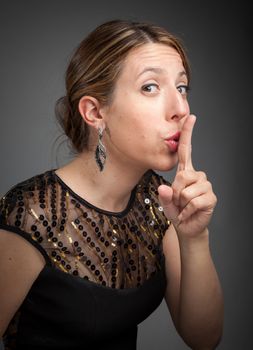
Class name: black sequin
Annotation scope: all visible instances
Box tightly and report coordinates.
[0,168,170,291]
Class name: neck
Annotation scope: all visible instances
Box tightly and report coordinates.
[55,151,147,213]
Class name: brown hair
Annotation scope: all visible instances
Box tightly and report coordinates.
[55,19,190,153]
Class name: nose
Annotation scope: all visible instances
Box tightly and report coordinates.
[166,89,189,122]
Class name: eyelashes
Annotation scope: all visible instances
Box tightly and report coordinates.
[141,83,159,93]
[177,84,191,95]
[141,83,191,95]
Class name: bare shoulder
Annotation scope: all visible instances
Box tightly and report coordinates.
[0,229,45,336]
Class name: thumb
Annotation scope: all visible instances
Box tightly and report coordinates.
[158,185,180,225]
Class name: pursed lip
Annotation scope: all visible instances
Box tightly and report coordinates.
[164,131,181,153]
[165,131,181,141]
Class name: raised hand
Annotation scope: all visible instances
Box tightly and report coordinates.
[158,114,217,239]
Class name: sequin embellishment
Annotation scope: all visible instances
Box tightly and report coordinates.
[0,170,171,289]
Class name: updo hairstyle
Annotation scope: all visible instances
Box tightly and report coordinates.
[55,19,190,153]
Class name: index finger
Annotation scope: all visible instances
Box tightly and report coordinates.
[177,114,196,172]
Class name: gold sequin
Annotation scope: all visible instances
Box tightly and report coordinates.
[0,169,171,289]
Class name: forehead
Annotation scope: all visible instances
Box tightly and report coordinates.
[122,43,184,75]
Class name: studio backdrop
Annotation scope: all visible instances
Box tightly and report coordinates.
[0,1,251,349]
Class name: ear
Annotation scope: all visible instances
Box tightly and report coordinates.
[78,96,104,129]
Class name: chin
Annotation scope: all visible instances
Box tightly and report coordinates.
[151,153,177,172]
[153,161,177,172]
[153,165,175,173]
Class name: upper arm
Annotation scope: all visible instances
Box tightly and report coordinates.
[0,229,46,337]
[162,223,181,330]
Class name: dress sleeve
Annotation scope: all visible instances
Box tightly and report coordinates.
[0,186,52,265]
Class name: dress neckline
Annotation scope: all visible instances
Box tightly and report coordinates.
[51,169,149,218]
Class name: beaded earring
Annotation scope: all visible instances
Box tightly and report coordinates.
[95,127,106,171]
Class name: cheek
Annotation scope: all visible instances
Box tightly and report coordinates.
[132,116,156,142]
[108,113,137,144]
[107,96,161,144]
[114,116,153,149]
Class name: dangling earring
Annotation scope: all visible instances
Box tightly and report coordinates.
[95,127,107,171]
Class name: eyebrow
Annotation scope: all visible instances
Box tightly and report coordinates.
[137,67,165,78]
[137,67,187,79]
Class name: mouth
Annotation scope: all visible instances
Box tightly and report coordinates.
[164,131,181,153]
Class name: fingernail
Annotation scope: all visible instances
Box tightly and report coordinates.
[191,114,197,122]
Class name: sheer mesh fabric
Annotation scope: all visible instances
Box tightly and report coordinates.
[0,169,170,289]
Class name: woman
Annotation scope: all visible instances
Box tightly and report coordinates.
[0,20,223,349]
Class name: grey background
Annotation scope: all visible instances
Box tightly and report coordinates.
[0,1,251,349]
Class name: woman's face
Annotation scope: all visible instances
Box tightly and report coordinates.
[101,43,190,172]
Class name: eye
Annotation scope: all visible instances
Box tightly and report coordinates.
[141,83,159,93]
[177,85,190,96]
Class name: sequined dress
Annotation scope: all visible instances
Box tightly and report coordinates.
[0,169,171,349]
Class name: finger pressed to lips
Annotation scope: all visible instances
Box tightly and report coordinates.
[177,143,193,171]
[177,114,196,171]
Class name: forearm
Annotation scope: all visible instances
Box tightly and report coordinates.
[177,228,224,349]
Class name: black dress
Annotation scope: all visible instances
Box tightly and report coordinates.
[0,169,171,349]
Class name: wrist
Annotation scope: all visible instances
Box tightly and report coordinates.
[177,228,210,254]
